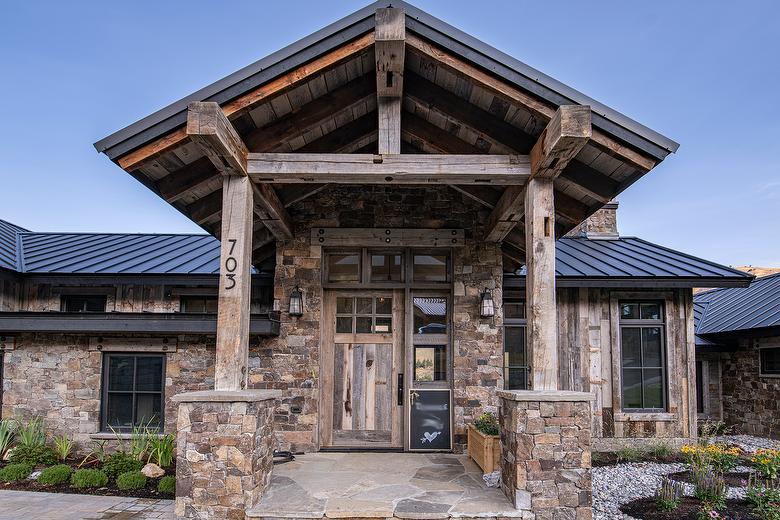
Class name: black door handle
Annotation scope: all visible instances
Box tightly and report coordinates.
[397,373,404,406]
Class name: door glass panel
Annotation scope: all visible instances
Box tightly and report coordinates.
[327,254,360,282]
[375,296,392,315]
[336,297,353,314]
[355,316,372,333]
[336,317,353,333]
[413,297,447,334]
[414,345,447,381]
[374,317,392,333]
[413,254,448,282]
[355,297,373,315]
[371,253,403,282]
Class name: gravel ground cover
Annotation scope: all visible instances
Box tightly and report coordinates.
[592,435,778,519]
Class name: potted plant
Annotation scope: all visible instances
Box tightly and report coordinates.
[468,412,500,473]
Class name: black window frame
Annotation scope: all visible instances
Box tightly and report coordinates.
[503,298,528,390]
[179,294,218,313]
[619,300,668,413]
[101,353,166,433]
[61,294,107,313]
[759,346,780,377]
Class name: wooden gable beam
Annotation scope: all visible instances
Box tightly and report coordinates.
[116,33,375,171]
[484,106,590,242]
[406,34,656,172]
[247,153,529,184]
[296,111,377,153]
[402,112,483,154]
[375,8,405,154]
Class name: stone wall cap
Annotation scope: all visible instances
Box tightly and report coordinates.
[171,389,282,403]
[498,390,596,402]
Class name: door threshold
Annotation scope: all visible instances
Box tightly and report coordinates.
[319,446,404,453]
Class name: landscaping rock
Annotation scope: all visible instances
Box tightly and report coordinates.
[141,463,165,478]
[27,470,41,481]
[482,470,500,488]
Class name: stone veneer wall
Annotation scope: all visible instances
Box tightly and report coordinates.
[247,185,503,453]
[499,390,593,520]
[721,339,780,438]
[173,390,278,520]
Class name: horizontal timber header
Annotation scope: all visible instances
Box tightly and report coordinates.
[247,154,529,184]
[311,228,465,247]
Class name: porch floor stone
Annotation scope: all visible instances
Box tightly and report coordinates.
[245,453,524,519]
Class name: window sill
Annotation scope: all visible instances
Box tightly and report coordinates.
[90,432,165,440]
[759,373,780,379]
[614,412,677,422]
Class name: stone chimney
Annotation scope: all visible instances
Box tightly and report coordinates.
[566,201,619,239]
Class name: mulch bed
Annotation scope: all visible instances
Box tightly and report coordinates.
[0,478,173,499]
[620,497,756,519]
[667,470,753,488]
[592,452,685,467]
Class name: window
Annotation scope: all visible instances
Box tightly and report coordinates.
[102,353,164,432]
[760,347,780,376]
[413,297,447,334]
[61,295,106,312]
[412,296,449,382]
[412,254,448,282]
[696,360,704,414]
[504,299,528,390]
[620,301,666,412]
[370,252,403,282]
[335,296,392,334]
[414,345,447,382]
[327,253,360,283]
[180,295,218,313]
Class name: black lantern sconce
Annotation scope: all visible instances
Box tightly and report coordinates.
[289,286,304,317]
[480,288,495,319]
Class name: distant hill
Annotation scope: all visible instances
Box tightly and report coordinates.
[693,265,780,293]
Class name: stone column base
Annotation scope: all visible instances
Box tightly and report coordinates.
[498,390,595,520]
[172,389,281,520]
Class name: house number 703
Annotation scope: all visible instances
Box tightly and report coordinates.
[224,239,238,290]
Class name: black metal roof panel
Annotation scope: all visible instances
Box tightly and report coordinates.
[94,0,678,161]
[514,237,751,285]
[0,219,28,271]
[695,274,780,335]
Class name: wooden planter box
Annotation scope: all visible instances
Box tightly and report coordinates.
[467,424,501,473]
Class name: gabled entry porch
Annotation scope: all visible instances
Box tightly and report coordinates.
[246,452,523,519]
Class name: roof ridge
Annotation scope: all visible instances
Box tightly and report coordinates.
[18,231,213,238]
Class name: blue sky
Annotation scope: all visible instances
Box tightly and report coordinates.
[1,1,778,266]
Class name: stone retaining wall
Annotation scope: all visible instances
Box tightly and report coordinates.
[172,390,280,520]
[499,390,594,520]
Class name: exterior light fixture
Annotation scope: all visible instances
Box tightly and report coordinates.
[480,288,495,319]
[289,286,304,317]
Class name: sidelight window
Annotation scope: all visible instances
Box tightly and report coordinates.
[503,298,528,390]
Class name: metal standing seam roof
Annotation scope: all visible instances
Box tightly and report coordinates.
[514,237,751,283]
[0,219,29,271]
[695,273,780,336]
[93,0,679,161]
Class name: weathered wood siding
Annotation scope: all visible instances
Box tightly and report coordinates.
[0,273,20,312]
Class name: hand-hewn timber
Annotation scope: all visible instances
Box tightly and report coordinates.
[311,228,465,247]
[187,102,248,177]
[525,177,558,391]
[156,157,216,203]
[296,112,377,153]
[405,34,656,172]
[215,175,254,391]
[116,33,375,171]
[247,153,529,184]
[375,8,405,155]
[402,113,483,154]
[484,106,590,242]
[251,183,293,239]
[529,106,591,180]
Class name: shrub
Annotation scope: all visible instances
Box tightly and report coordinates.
[616,446,644,463]
[158,474,176,495]
[116,470,147,491]
[53,435,75,462]
[8,444,58,466]
[646,441,674,460]
[71,468,108,489]
[694,472,726,510]
[37,464,73,486]
[474,412,499,436]
[655,476,683,512]
[102,452,143,479]
[15,417,46,448]
[753,449,780,481]
[148,434,175,468]
[0,419,15,460]
[0,463,33,482]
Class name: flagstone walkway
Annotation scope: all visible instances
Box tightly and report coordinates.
[0,490,173,520]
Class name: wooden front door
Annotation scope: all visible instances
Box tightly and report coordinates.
[320,290,404,448]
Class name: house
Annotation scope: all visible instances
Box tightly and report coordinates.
[1,2,755,518]
[695,273,780,438]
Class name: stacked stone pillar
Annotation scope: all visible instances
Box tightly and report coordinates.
[172,390,280,520]
[498,390,595,520]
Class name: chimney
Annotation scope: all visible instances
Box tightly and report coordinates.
[567,201,619,240]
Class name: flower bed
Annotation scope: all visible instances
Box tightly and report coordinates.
[0,417,175,499]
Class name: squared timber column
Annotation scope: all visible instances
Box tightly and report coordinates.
[375,7,404,154]
[215,175,254,390]
[525,178,558,391]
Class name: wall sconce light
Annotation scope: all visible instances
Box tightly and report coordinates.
[289,286,304,317]
[480,288,495,319]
